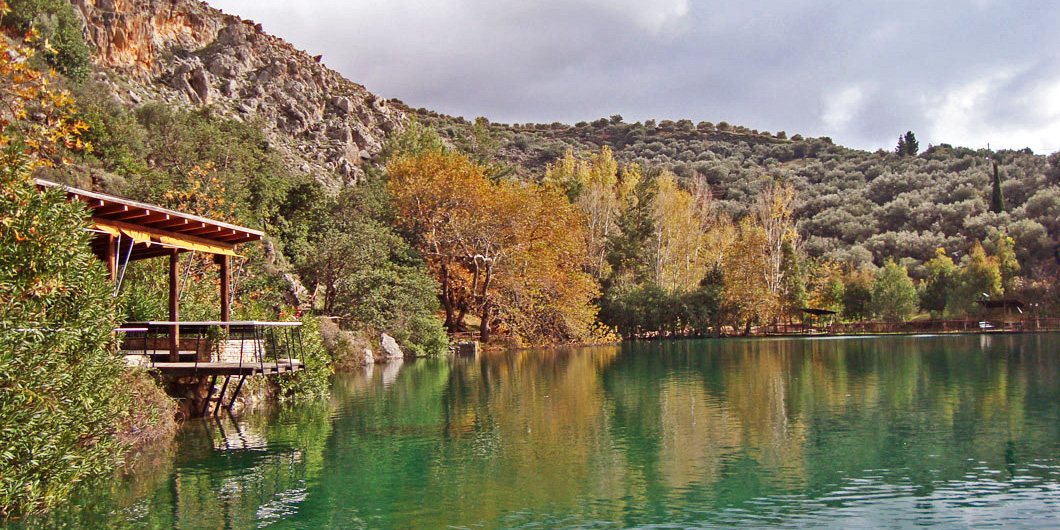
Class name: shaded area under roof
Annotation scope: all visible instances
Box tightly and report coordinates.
[800,308,838,316]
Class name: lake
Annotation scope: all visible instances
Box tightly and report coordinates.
[14,334,1060,528]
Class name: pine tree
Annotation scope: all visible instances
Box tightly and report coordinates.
[896,131,919,156]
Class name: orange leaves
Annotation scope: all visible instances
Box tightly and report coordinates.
[160,163,235,222]
[387,149,600,344]
[0,26,87,179]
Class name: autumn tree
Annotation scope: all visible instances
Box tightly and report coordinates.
[805,259,844,314]
[755,181,799,322]
[994,234,1020,295]
[387,150,487,331]
[722,216,775,333]
[650,170,711,293]
[956,242,1002,314]
[544,146,640,277]
[484,182,599,343]
[388,149,599,344]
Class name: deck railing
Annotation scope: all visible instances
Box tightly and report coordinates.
[120,321,304,376]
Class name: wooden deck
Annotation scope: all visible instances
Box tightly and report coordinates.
[118,321,306,416]
[148,359,303,377]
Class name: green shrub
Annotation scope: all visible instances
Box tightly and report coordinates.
[402,313,449,356]
[3,0,92,82]
[0,178,126,517]
[276,314,332,400]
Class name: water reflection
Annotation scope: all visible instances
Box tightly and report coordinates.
[13,334,1060,529]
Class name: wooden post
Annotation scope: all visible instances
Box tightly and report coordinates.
[169,248,180,362]
[217,254,230,322]
[106,235,117,282]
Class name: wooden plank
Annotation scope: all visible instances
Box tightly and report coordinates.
[95,204,129,216]
[153,218,193,230]
[133,212,173,226]
[150,360,303,377]
[109,208,154,222]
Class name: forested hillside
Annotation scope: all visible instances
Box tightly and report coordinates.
[399,108,1060,336]
[410,110,1059,274]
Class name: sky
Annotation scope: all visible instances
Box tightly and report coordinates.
[209,0,1060,154]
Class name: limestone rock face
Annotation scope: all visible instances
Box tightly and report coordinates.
[378,333,404,362]
[73,0,407,187]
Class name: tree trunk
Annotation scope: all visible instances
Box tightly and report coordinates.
[479,264,493,343]
[480,304,492,343]
[440,266,457,331]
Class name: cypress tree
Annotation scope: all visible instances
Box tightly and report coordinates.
[990,161,1006,213]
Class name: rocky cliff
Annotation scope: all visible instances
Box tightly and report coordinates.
[72,0,406,186]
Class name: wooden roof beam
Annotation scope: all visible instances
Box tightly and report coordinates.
[135,212,173,226]
[95,204,130,216]
[108,208,154,222]
[154,218,194,230]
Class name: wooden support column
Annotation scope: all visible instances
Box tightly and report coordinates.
[217,254,230,323]
[169,248,180,362]
[106,235,117,282]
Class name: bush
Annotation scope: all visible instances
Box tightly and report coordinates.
[3,0,92,82]
[276,314,332,400]
[0,178,126,517]
[402,313,449,356]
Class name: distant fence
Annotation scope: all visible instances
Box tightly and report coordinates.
[759,318,1060,336]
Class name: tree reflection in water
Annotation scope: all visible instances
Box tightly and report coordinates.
[17,334,1060,529]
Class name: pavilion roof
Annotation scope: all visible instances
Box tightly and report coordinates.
[36,179,263,261]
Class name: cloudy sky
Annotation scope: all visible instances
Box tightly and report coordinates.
[210,0,1059,154]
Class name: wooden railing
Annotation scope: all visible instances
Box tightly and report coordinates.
[119,321,304,376]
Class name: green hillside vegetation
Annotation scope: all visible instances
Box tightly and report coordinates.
[412,110,1058,271]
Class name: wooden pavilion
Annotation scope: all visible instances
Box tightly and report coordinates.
[37,179,303,413]
[37,179,260,331]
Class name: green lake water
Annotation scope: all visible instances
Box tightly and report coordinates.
[15,333,1060,528]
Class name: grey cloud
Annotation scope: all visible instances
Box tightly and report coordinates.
[211,0,1060,153]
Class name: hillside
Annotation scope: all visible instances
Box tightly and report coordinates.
[73,0,406,187]
[409,109,1060,277]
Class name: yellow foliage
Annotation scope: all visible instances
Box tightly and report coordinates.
[389,150,601,345]
[0,24,87,181]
